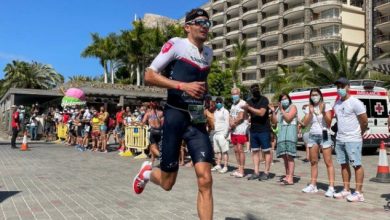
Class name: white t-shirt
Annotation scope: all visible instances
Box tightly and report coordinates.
[334,97,366,142]
[309,103,332,135]
[230,100,248,135]
[214,107,229,135]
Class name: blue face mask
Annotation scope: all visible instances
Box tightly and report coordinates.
[337,88,347,98]
[216,103,223,109]
[232,95,240,103]
[281,99,290,109]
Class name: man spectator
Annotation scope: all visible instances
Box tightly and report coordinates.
[242,84,272,181]
[114,105,125,145]
[229,87,249,178]
[10,105,20,149]
[333,77,368,202]
[212,97,230,173]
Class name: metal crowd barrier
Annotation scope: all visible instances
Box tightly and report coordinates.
[57,123,68,140]
[124,124,149,159]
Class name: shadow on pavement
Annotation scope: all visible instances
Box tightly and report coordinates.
[226,213,266,220]
[0,191,21,203]
[381,194,390,211]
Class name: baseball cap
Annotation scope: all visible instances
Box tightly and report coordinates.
[185,8,209,22]
[334,77,350,85]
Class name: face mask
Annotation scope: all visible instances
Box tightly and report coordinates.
[337,88,347,98]
[232,95,240,103]
[303,107,309,115]
[252,90,261,99]
[281,99,290,109]
[216,103,223,110]
[311,96,320,104]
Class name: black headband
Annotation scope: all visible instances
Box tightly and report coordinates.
[185,8,209,22]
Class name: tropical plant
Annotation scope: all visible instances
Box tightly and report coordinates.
[68,75,101,83]
[81,33,109,83]
[1,60,63,97]
[305,43,368,85]
[226,40,249,87]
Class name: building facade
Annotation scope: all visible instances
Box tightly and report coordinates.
[202,0,366,85]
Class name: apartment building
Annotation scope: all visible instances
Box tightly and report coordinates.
[366,0,390,74]
[202,0,366,85]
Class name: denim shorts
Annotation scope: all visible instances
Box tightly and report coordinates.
[335,141,362,167]
[250,132,271,152]
[307,133,333,149]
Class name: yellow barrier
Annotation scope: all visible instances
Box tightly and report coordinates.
[123,124,149,159]
[57,123,68,140]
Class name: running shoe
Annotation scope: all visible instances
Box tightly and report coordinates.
[324,187,335,197]
[302,184,319,193]
[333,190,351,199]
[219,167,228,174]
[346,192,364,202]
[211,165,222,172]
[133,161,152,194]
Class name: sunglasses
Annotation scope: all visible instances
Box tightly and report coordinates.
[186,19,212,29]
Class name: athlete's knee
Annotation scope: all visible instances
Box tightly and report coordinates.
[197,172,213,192]
[160,173,177,191]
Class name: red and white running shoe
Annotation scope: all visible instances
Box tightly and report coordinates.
[133,161,152,194]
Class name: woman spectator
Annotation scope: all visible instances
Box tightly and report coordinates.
[98,106,109,153]
[301,88,335,197]
[29,114,38,140]
[272,93,298,185]
[91,110,101,152]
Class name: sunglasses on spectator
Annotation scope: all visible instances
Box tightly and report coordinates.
[186,19,212,29]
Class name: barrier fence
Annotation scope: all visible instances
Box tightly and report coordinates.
[124,124,149,159]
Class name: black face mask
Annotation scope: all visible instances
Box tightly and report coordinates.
[252,90,261,99]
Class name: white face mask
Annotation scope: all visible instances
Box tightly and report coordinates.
[311,96,320,104]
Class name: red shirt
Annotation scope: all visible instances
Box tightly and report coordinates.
[63,114,70,124]
[116,111,124,124]
[11,111,19,128]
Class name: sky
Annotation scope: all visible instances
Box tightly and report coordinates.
[0,0,208,80]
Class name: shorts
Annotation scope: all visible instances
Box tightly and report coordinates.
[213,133,229,153]
[160,106,214,173]
[335,141,362,167]
[307,133,332,149]
[303,132,310,144]
[149,128,162,145]
[100,125,107,132]
[45,125,54,134]
[250,132,271,152]
[230,134,247,145]
[91,131,100,137]
[76,127,83,137]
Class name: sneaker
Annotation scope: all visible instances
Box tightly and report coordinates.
[235,172,244,178]
[132,161,152,194]
[333,190,351,199]
[247,173,260,180]
[230,170,239,176]
[302,184,319,193]
[219,167,228,174]
[211,165,222,172]
[324,187,335,197]
[346,192,365,202]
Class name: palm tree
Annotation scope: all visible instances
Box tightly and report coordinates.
[2,60,63,94]
[305,43,368,85]
[226,40,248,87]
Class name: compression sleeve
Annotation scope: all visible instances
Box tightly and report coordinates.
[149,38,178,73]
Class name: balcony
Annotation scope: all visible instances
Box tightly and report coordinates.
[284,5,305,19]
[226,30,240,39]
[242,22,258,33]
[281,55,305,65]
[375,15,390,34]
[211,23,224,32]
[375,35,390,52]
[246,37,258,47]
[260,45,279,55]
[243,0,258,8]
[311,33,341,44]
[283,22,304,34]
[212,0,224,9]
[282,39,304,50]
[213,48,224,56]
[243,65,258,71]
[261,14,279,27]
[375,0,390,14]
[242,9,258,20]
[310,17,341,28]
[261,0,280,12]
[226,4,241,14]
[211,11,224,22]
[260,30,279,40]
[311,0,342,13]
[226,17,241,27]
[211,35,224,43]
[260,60,279,69]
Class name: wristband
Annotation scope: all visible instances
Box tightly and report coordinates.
[176,83,182,91]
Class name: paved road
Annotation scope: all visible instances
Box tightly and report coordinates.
[0,143,389,220]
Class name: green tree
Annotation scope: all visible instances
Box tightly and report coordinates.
[305,43,368,85]
[226,40,248,87]
[81,33,109,83]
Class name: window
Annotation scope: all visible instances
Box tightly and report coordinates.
[320,8,339,19]
[319,25,339,36]
[242,72,257,81]
[287,49,304,57]
[265,40,278,47]
[265,55,278,62]
[288,33,304,41]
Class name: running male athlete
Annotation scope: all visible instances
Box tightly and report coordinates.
[132,8,214,219]
[142,101,164,164]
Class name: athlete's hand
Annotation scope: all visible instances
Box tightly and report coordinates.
[182,82,206,99]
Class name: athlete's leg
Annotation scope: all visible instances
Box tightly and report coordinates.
[194,162,213,220]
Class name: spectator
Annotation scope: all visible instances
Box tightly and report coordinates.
[142,101,164,164]
[114,105,125,145]
[29,114,38,140]
[82,108,92,149]
[272,93,298,185]
[242,84,272,181]
[333,78,368,202]
[10,105,20,149]
[91,110,101,152]
[229,87,249,178]
[44,112,55,142]
[211,97,230,174]
[98,106,109,153]
[301,88,335,197]
[299,104,310,163]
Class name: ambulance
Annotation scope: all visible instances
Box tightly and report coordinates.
[289,80,389,153]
